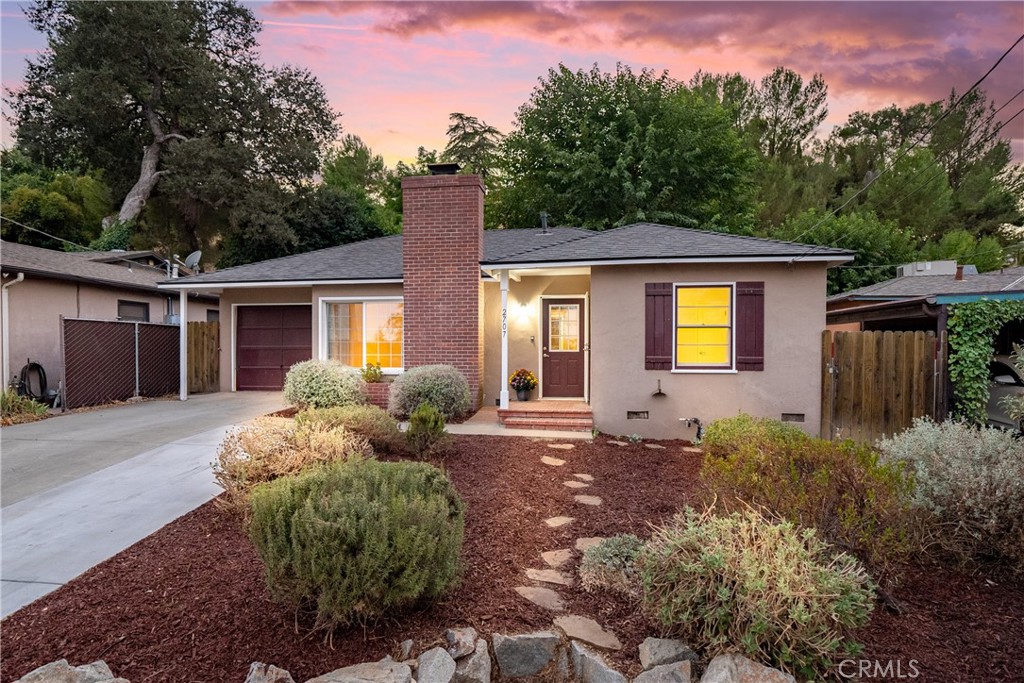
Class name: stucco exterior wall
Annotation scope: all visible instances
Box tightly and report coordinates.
[482,274,591,406]
[1,275,215,385]
[589,262,827,440]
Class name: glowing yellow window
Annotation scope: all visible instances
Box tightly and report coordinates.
[325,300,404,371]
[675,285,732,369]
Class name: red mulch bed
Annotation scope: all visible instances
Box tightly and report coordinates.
[3,436,1023,683]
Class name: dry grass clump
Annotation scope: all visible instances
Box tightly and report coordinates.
[297,405,404,454]
[213,418,371,513]
[1,389,48,426]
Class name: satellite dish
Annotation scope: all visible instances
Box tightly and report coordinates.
[183,250,202,269]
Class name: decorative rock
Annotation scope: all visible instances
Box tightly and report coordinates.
[644,443,666,450]
[492,631,561,678]
[445,628,478,659]
[699,655,795,683]
[305,659,413,683]
[607,440,629,446]
[526,568,572,586]
[638,638,699,670]
[575,537,605,552]
[545,516,574,528]
[245,662,296,683]
[454,639,491,683]
[400,640,415,661]
[548,443,576,450]
[514,586,565,611]
[563,481,590,489]
[553,615,622,651]
[541,549,572,567]
[633,661,691,683]
[569,642,627,683]
[574,495,602,506]
[417,647,457,683]
[541,456,567,466]
[16,659,128,683]
[573,474,594,482]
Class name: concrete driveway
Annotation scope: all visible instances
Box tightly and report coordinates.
[1,392,284,617]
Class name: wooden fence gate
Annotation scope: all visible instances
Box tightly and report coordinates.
[187,321,219,394]
[821,330,947,444]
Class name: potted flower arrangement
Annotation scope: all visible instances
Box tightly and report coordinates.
[509,368,538,401]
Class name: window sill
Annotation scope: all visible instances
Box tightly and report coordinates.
[670,369,738,374]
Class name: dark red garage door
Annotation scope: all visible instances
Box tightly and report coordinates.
[235,305,312,390]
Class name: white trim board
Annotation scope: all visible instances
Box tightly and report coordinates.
[485,255,852,270]
[161,278,403,291]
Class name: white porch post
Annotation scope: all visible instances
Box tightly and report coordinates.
[499,270,510,409]
[178,289,188,401]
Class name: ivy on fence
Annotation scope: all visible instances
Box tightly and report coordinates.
[947,299,1024,423]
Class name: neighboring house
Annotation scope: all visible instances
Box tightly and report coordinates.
[161,169,852,438]
[0,240,218,387]
[827,260,1024,353]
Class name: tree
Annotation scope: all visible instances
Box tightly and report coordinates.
[323,135,400,233]
[862,148,953,239]
[753,67,828,161]
[442,112,503,180]
[920,229,1005,272]
[7,1,338,251]
[495,63,756,231]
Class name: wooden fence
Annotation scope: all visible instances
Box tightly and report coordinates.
[821,330,947,444]
[187,321,219,394]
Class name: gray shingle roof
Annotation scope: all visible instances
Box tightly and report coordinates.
[831,271,1024,301]
[164,223,852,287]
[1,240,172,292]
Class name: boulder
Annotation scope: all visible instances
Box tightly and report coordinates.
[245,663,296,683]
[699,655,794,683]
[445,628,478,660]
[454,638,491,683]
[633,662,691,683]
[400,640,414,661]
[16,659,128,683]
[417,648,456,683]
[569,642,626,683]
[638,639,698,670]
[305,659,413,683]
[492,631,561,678]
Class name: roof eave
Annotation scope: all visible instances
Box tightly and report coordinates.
[481,254,854,269]
[158,277,404,290]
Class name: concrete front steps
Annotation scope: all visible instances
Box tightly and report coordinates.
[498,402,594,432]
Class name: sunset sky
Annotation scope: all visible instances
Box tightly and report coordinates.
[1,1,1022,165]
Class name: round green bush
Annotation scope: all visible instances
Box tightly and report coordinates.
[388,364,471,419]
[248,457,465,628]
[283,359,367,409]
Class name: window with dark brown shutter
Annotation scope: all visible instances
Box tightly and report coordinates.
[735,281,765,371]
[645,283,673,370]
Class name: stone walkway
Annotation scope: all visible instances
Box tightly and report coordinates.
[516,443,621,652]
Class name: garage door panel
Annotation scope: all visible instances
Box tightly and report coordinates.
[281,348,312,368]
[236,305,312,390]
[238,307,285,327]
[239,328,286,347]
[281,328,312,346]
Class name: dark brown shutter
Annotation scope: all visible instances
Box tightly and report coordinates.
[736,281,765,371]
[645,283,673,370]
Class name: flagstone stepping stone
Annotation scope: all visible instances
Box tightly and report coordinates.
[526,568,572,586]
[574,495,602,506]
[607,440,629,446]
[681,446,703,454]
[541,549,572,567]
[573,473,594,482]
[547,443,575,450]
[575,537,605,552]
[644,443,667,450]
[545,516,574,528]
[541,456,566,466]
[514,586,565,611]
[563,480,589,489]
[553,615,622,651]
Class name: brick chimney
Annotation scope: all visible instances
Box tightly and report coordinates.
[955,264,964,281]
[401,170,485,408]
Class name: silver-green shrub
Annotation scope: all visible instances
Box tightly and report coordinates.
[297,405,403,453]
[388,365,471,419]
[406,402,451,457]
[283,359,367,409]
[248,457,465,629]
[637,506,875,680]
[878,418,1024,569]
[579,534,643,596]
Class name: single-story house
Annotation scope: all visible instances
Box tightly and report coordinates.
[0,240,218,387]
[161,169,852,438]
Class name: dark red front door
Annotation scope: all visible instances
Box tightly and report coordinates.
[235,305,312,390]
[542,298,586,398]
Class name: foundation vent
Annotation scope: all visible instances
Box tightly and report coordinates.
[627,411,649,420]
[781,413,805,423]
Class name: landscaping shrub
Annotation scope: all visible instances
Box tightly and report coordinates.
[579,534,644,597]
[0,389,48,425]
[878,418,1024,570]
[388,364,470,419]
[637,506,875,680]
[701,413,809,459]
[297,405,403,454]
[406,402,451,457]
[247,457,465,629]
[701,416,914,581]
[283,359,367,409]
[213,418,371,512]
